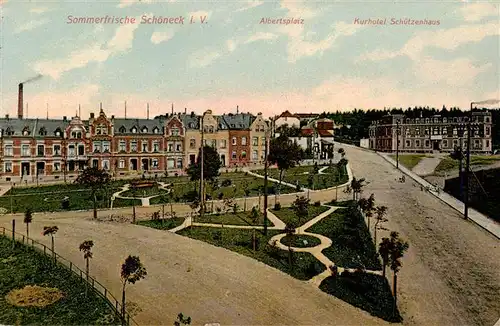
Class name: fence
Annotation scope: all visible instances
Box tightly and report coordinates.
[0,221,138,326]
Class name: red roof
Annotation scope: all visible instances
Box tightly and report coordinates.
[318,129,333,137]
[279,110,297,118]
[300,129,314,136]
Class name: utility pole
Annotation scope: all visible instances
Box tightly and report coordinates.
[459,135,464,201]
[396,120,400,169]
[464,103,473,220]
[200,113,205,220]
[263,128,269,235]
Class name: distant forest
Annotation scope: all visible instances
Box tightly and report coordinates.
[319,106,500,150]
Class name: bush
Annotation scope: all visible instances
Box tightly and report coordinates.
[221,179,232,187]
[182,190,198,202]
[274,203,281,210]
[61,198,70,210]
[296,184,302,192]
[314,201,321,207]
[218,192,224,200]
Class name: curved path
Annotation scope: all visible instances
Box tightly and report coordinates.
[112,182,172,207]
[0,214,387,326]
[336,142,500,326]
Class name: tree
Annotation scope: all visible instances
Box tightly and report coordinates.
[42,226,59,257]
[358,193,375,229]
[174,313,191,326]
[388,232,409,318]
[338,148,345,158]
[312,162,319,190]
[284,223,296,269]
[378,237,391,278]
[350,177,366,201]
[79,240,94,282]
[373,205,388,245]
[337,158,348,178]
[24,208,33,238]
[292,195,310,225]
[186,145,221,183]
[120,256,147,322]
[242,179,251,212]
[268,135,304,203]
[75,167,111,219]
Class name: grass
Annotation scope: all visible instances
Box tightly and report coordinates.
[435,155,500,173]
[0,236,120,325]
[271,205,329,226]
[120,185,169,198]
[319,271,402,323]
[281,234,321,248]
[0,172,296,213]
[135,217,186,230]
[177,227,326,281]
[307,205,381,270]
[389,154,428,169]
[255,164,348,190]
[194,211,274,226]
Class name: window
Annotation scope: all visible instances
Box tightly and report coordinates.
[252,137,258,146]
[443,140,448,148]
[101,141,109,152]
[231,151,237,159]
[209,126,214,133]
[220,140,226,148]
[4,162,12,173]
[190,138,196,149]
[171,127,180,136]
[442,127,447,135]
[39,127,47,136]
[119,140,126,152]
[92,160,98,168]
[5,128,13,136]
[152,159,159,169]
[405,140,411,147]
[425,128,429,135]
[55,129,61,137]
[23,128,30,136]
[153,141,159,152]
[425,140,430,147]
[177,158,183,168]
[131,140,138,152]
[168,142,174,152]
[242,137,247,145]
[261,137,266,145]
[142,127,148,133]
[37,145,44,156]
[93,142,101,153]
[71,130,82,138]
[176,143,182,152]
[486,140,490,147]
[96,124,107,135]
[119,160,125,168]
[210,140,216,148]
[153,127,159,134]
[102,160,110,170]
[119,126,126,133]
[167,158,175,169]
[4,145,13,156]
[21,145,30,156]
[69,144,75,156]
[252,150,258,160]
[53,162,61,172]
[415,140,420,147]
[131,127,137,133]
[232,137,237,145]
[486,127,490,136]
[142,141,148,152]
[241,151,247,158]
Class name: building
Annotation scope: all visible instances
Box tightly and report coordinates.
[368,112,493,154]
[274,110,300,130]
[249,112,269,166]
[289,118,335,159]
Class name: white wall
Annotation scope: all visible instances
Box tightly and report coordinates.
[275,116,300,129]
[360,138,369,148]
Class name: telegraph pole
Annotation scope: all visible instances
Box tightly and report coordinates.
[396,120,400,169]
[263,128,269,236]
[464,103,473,220]
[200,113,205,220]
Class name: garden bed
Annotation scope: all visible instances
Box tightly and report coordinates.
[271,205,329,226]
[281,234,321,248]
[135,217,186,230]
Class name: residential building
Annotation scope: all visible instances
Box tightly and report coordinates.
[222,112,253,167]
[249,112,269,166]
[368,112,493,154]
[274,110,300,130]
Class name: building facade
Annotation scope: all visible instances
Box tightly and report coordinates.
[368,112,493,154]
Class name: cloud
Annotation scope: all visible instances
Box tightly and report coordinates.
[33,16,142,79]
[15,18,50,33]
[357,22,500,62]
[151,30,175,44]
[226,39,238,52]
[414,57,492,86]
[458,2,499,22]
[188,50,221,68]
[29,7,51,14]
[280,0,317,19]
[187,11,212,19]
[245,32,279,44]
[117,0,153,8]
[235,0,264,12]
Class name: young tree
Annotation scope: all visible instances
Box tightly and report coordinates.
[388,232,409,318]
[174,313,191,326]
[378,237,391,278]
[75,167,111,219]
[187,145,221,183]
[120,256,147,322]
[24,208,33,238]
[312,162,319,189]
[338,148,345,158]
[268,135,304,203]
[79,240,94,282]
[307,173,314,198]
[350,177,366,201]
[292,195,310,225]
[373,205,388,245]
[284,223,296,269]
[42,226,59,257]
[242,179,251,212]
[358,193,375,229]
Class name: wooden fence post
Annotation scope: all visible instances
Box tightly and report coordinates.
[11,219,15,250]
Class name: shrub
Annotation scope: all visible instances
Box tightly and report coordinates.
[151,211,160,220]
[218,192,224,200]
[274,203,281,210]
[221,179,232,187]
[61,198,70,210]
[296,184,302,192]
[314,201,321,207]
[182,190,198,202]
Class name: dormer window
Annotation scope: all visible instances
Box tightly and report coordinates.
[39,127,47,136]
[54,128,62,137]
[131,127,137,133]
[22,127,30,136]
[188,122,194,129]
[171,127,180,136]
[71,130,82,138]
[153,127,159,134]
[5,128,13,136]
[96,124,107,135]
[142,127,148,133]
[119,126,126,133]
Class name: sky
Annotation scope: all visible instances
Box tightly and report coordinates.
[0,0,499,119]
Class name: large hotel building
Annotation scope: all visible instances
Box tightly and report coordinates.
[368,112,493,154]
[0,98,270,182]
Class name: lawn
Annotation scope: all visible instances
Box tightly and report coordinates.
[319,271,401,323]
[270,205,330,226]
[120,185,169,198]
[281,234,321,248]
[307,205,381,270]
[435,155,500,173]
[0,172,296,213]
[177,227,326,281]
[255,163,348,190]
[194,211,274,226]
[0,236,120,325]
[135,217,186,230]
[389,154,428,169]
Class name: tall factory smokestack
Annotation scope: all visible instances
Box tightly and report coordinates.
[18,83,23,119]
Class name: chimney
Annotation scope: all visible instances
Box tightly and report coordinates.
[184,108,187,114]
[90,113,95,119]
[18,83,23,119]
[63,116,67,121]
[236,105,239,114]
[147,103,150,119]
[5,114,9,119]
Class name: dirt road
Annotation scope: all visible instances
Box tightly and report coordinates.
[342,145,500,326]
